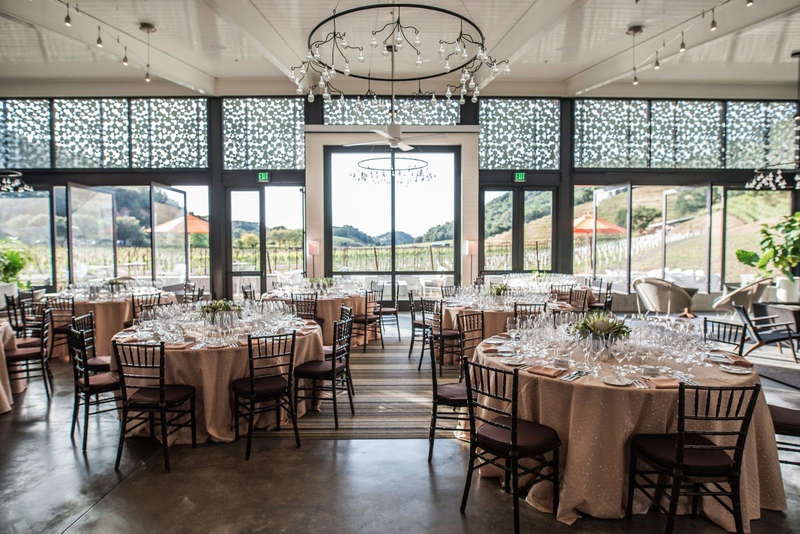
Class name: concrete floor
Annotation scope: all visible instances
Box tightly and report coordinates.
[2,317,800,533]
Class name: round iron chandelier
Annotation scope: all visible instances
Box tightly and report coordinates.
[0,170,33,193]
[289,3,510,105]
[350,155,434,186]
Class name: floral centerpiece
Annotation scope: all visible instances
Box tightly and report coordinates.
[575,311,631,340]
[489,282,509,296]
[201,299,242,321]
[106,278,127,294]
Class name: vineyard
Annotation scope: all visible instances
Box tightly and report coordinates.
[333,243,454,272]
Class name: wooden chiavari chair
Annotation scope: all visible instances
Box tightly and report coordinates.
[514,303,546,319]
[353,289,383,353]
[419,298,459,377]
[125,292,162,328]
[378,282,401,340]
[5,307,53,398]
[46,295,74,349]
[408,291,430,360]
[72,312,111,372]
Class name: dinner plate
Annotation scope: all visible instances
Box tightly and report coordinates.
[483,339,506,345]
[708,354,730,364]
[719,364,753,375]
[205,341,228,349]
[601,376,633,387]
[500,358,526,366]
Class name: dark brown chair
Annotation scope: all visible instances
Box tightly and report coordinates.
[427,343,470,463]
[441,285,457,298]
[458,310,484,372]
[291,292,320,325]
[5,308,53,398]
[233,332,300,459]
[4,294,41,349]
[47,296,74,349]
[627,383,761,534]
[294,317,354,429]
[323,305,353,357]
[461,359,561,534]
[419,298,459,377]
[408,291,430,360]
[550,284,573,302]
[124,292,162,328]
[589,282,613,311]
[183,282,203,303]
[768,404,800,466]
[73,312,111,373]
[17,289,35,302]
[734,304,798,362]
[569,288,589,311]
[704,318,745,354]
[378,283,401,340]
[68,327,120,451]
[113,340,197,472]
[353,289,384,353]
[241,283,256,300]
[514,303,546,319]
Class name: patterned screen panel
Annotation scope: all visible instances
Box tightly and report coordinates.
[0,99,51,168]
[223,98,305,170]
[324,97,460,126]
[651,100,724,169]
[131,98,207,168]
[479,98,560,170]
[574,100,649,168]
[725,101,797,169]
[54,99,130,168]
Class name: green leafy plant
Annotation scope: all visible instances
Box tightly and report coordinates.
[736,212,800,282]
[489,282,509,296]
[575,311,631,339]
[0,244,28,287]
[201,299,242,315]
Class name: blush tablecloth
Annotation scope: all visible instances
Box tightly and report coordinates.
[0,322,20,414]
[474,346,786,533]
[114,325,324,444]
[51,292,177,359]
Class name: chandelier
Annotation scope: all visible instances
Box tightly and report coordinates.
[746,51,800,190]
[290,4,510,106]
[0,170,33,193]
[350,155,434,186]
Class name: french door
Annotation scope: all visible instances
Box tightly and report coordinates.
[225,186,306,299]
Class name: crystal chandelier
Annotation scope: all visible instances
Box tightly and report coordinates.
[746,51,800,190]
[0,170,33,193]
[290,4,510,106]
[350,155,434,186]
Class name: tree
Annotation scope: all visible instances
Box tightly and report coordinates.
[116,216,149,246]
[615,206,659,233]
[236,232,260,248]
[190,233,209,248]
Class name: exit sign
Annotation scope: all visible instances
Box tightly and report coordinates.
[514,172,526,182]
[258,172,270,182]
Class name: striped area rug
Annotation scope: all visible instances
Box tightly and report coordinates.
[264,317,464,440]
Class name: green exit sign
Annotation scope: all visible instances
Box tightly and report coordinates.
[514,172,526,182]
[258,172,270,182]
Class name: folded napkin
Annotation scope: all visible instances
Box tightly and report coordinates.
[296,328,315,337]
[526,366,566,378]
[647,377,681,389]
[304,319,318,326]
[481,345,500,354]
[164,341,193,350]
[122,327,137,333]
[494,333,511,339]
[710,349,753,368]
[237,338,249,347]
[114,336,137,344]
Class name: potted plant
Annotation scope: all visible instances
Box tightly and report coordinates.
[0,244,28,302]
[736,212,800,302]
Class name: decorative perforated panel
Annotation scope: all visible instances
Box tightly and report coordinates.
[130,98,207,168]
[650,100,724,169]
[574,100,649,168]
[0,99,51,168]
[726,101,797,169]
[479,98,560,170]
[54,99,130,168]
[223,98,305,170]
[324,97,460,126]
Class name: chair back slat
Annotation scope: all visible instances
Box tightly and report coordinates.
[677,384,761,472]
[131,293,162,319]
[463,359,519,448]
[458,311,484,357]
[408,291,419,323]
[550,284,573,302]
[68,326,91,385]
[113,341,166,404]
[241,283,256,300]
[245,332,296,396]
[514,303,546,319]
[365,289,382,316]
[291,292,318,321]
[421,298,443,334]
[72,312,97,359]
[569,289,589,311]
[339,304,353,322]
[46,296,74,326]
[4,294,23,332]
[441,285,457,298]
[704,317,745,350]
[733,305,761,343]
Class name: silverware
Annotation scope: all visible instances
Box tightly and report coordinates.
[559,371,579,381]
[564,371,587,382]
[190,342,206,350]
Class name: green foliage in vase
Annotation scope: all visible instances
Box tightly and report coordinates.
[736,212,800,281]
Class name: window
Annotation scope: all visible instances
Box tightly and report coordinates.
[0,99,50,168]
[523,191,553,271]
[223,98,305,170]
[0,190,54,287]
[174,186,210,289]
[629,185,666,283]
[265,187,305,275]
[111,186,152,280]
[54,99,129,168]
[479,98,560,170]
[324,97,460,126]
[483,190,513,271]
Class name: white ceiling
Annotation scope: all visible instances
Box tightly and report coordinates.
[0,0,798,98]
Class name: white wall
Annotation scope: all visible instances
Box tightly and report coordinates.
[304,126,480,282]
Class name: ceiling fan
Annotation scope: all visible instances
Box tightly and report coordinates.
[344,39,445,152]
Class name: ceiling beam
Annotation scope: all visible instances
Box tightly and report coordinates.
[0,0,217,95]
[565,0,800,96]
[475,0,588,90]
[203,0,308,90]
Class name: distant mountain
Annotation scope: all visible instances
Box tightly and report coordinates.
[415,221,453,243]
[332,225,375,246]
[376,231,415,246]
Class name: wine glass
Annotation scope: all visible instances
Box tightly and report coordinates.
[506,317,518,340]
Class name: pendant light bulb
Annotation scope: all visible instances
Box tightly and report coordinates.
[96,26,103,48]
[710,9,717,31]
[746,0,754,5]
[64,3,71,26]
[633,68,639,86]
[654,51,660,70]
[680,31,686,52]
[145,65,150,82]
[122,47,128,66]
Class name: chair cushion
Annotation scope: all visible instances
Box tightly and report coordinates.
[436,382,470,406]
[379,307,397,315]
[232,376,288,399]
[322,345,333,356]
[433,328,460,339]
[53,324,72,335]
[769,404,800,437]
[87,355,112,371]
[77,372,120,392]
[353,314,381,323]
[294,360,346,379]
[127,384,195,407]
[476,416,560,455]
[412,319,428,328]
[4,347,43,362]
[16,337,41,349]
[758,330,796,344]
[631,433,733,477]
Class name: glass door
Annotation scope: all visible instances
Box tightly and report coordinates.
[0,189,55,289]
[662,186,709,291]
[67,183,116,284]
[151,183,188,287]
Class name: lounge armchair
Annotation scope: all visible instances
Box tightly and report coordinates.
[632,277,694,317]
[713,278,772,314]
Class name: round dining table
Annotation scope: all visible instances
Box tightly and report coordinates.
[112,324,324,444]
[0,322,21,414]
[49,291,177,359]
[262,293,369,346]
[472,345,786,532]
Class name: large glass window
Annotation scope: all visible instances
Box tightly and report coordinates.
[725,101,796,169]
[130,98,207,168]
[174,186,210,289]
[152,186,188,286]
[68,185,116,283]
[483,190,513,271]
[574,99,649,168]
[111,186,152,281]
[523,191,553,271]
[629,186,667,282]
[329,149,456,300]
[0,190,54,287]
[664,186,710,291]
[265,187,305,275]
